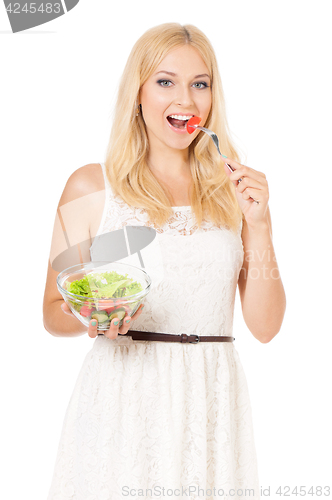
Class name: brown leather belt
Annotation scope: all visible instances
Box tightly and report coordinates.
[120,330,235,343]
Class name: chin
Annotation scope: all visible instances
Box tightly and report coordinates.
[165,135,194,150]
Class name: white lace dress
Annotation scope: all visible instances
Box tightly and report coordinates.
[47,163,260,500]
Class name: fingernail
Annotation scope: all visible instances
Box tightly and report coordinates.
[221,154,227,158]
[91,321,97,326]
[141,304,144,309]
[125,319,130,323]
[114,320,119,326]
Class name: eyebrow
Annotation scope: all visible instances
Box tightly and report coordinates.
[155,71,211,79]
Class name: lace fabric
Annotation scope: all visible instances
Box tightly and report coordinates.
[47,163,260,500]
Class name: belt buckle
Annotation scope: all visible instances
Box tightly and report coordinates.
[190,335,200,344]
[180,333,200,344]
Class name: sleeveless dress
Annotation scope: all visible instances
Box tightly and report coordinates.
[47,163,260,500]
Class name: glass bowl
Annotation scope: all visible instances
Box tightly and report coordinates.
[56,261,151,331]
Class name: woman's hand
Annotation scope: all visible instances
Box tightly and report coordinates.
[222,157,269,228]
[61,302,145,339]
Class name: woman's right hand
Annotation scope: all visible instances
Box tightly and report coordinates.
[61,302,145,339]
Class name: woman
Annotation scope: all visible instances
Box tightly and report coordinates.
[44,22,286,499]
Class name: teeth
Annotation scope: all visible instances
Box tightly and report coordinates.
[168,115,194,121]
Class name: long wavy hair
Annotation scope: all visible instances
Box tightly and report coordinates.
[104,22,244,232]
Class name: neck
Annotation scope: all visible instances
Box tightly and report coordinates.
[147,147,191,180]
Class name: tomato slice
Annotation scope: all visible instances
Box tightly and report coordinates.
[80,305,94,317]
[97,300,116,311]
[94,298,131,313]
[187,116,202,134]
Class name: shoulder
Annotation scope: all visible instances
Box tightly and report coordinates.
[59,163,104,207]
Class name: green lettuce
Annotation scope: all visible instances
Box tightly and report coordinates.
[65,270,143,298]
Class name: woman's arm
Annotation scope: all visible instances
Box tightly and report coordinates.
[43,163,145,339]
[221,156,286,344]
[43,164,103,337]
[43,260,88,337]
[238,206,286,343]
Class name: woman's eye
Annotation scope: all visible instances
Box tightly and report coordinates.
[157,80,172,87]
[156,80,209,89]
[193,82,209,89]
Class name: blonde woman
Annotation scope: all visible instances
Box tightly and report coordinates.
[44,23,286,500]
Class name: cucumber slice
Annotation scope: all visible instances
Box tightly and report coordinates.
[108,307,126,321]
[91,310,109,323]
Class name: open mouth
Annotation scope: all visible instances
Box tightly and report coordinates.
[166,114,194,129]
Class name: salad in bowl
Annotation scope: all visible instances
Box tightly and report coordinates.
[57,262,151,330]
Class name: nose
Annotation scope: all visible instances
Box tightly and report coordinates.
[174,83,194,108]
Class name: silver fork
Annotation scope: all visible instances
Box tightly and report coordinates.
[192,124,243,182]
[192,124,260,204]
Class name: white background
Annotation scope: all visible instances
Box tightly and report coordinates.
[1,0,331,498]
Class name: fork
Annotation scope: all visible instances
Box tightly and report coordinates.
[191,123,260,204]
[191,124,243,182]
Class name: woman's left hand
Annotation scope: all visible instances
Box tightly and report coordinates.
[222,157,269,228]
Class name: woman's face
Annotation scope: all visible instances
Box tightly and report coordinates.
[139,45,212,154]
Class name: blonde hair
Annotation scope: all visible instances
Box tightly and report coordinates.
[104,22,244,232]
